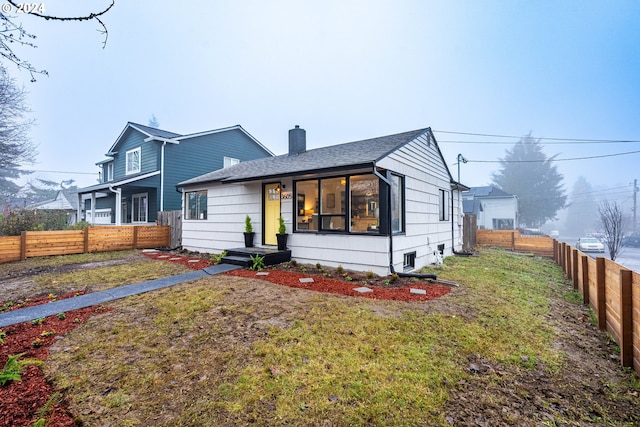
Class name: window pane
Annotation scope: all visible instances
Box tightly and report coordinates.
[133,194,147,222]
[350,174,379,233]
[391,175,403,232]
[186,191,207,220]
[439,189,450,221]
[321,177,345,214]
[295,180,318,231]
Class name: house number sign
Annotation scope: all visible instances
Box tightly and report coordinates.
[281,192,292,200]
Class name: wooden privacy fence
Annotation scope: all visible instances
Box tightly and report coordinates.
[0,225,170,264]
[553,240,640,375]
[476,229,554,257]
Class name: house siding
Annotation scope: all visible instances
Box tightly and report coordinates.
[181,129,462,276]
[377,132,460,272]
[162,129,273,212]
[112,128,159,179]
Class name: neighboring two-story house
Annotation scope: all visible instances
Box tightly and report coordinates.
[462,186,518,230]
[77,122,274,225]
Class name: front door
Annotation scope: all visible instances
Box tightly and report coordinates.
[264,183,281,245]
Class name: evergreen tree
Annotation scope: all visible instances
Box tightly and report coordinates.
[492,134,567,227]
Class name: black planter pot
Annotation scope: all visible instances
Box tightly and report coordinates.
[276,233,288,250]
[244,232,255,248]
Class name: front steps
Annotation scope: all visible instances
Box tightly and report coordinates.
[221,247,291,267]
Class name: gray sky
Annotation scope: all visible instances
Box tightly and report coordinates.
[8,0,640,210]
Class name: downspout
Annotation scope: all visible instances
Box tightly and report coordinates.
[373,163,437,279]
[108,185,122,225]
[160,141,166,211]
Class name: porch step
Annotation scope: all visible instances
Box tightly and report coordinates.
[221,255,252,267]
[221,247,292,267]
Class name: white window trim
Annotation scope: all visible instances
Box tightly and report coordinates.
[223,156,240,168]
[132,192,148,223]
[126,147,141,175]
[106,162,114,181]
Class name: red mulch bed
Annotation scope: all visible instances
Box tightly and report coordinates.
[224,269,451,302]
[0,292,111,427]
[3,252,450,426]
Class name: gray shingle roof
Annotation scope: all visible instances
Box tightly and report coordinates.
[178,128,430,187]
[465,186,514,198]
[128,122,181,139]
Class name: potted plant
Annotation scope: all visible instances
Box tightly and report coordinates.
[276,216,288,250]
[244,215,255,247]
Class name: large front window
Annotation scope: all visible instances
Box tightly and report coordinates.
[132,193,148,223]
[320,177,346,231]
[126,148,141,175]
[350,174,379,233]
[295,173,401,234]
[185,190,207,220]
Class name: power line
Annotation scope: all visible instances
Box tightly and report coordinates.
[469,150,640,163]
[27,169,97,175]
[432,130,640,143]
[438,139,638,145]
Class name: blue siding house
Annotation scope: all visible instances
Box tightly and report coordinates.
[77,122,273,225]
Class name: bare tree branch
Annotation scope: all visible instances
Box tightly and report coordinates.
[598,200,625,261]
[0,1,115,80]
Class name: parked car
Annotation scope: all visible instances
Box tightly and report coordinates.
[576,237,605,253]
[622,236,640,248]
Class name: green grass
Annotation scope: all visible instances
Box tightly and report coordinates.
[43,248,631,426]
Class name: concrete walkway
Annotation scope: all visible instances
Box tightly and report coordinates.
[0,263,241,328]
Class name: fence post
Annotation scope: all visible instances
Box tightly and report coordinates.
[560,242,566,272]
[572,249,579,290]
[619,269,633,368]
[20,231,27,261]
[83,227,90,253]
[595,257,606,331]
[581,255,589,305]
[133,226,139,249]
[565,245,572,280]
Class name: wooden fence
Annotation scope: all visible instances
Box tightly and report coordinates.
[553,240,640,374]
[476,230,640,374]
[476,229,554,257]
[0,225,170,264]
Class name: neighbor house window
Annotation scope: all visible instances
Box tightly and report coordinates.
[132,193,148,223]
[493,218,514,230]
[391,174,404,233]
[224,156,239,168]
[350,174,379,233]
[185,190,208,220]
[106,162,114,181]
[126,148,141,175]
[439,189,450,221]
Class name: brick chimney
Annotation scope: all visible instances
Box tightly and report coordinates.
[288,125,306,156]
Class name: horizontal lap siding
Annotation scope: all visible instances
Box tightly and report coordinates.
[0,236,22,263]
[378,133,455,272]
[289,232,389,275]
[24,230,85,257]
[182,183,262,253]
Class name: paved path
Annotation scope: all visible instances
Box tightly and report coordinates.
[0,264,241,328]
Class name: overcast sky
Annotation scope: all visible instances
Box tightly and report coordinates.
[7,0,640,210]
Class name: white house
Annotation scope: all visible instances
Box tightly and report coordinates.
[462,186,518,230]
[177,126,468,276]
[27,189,80,225]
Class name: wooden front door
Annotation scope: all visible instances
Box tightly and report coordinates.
[264,183,281,245]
